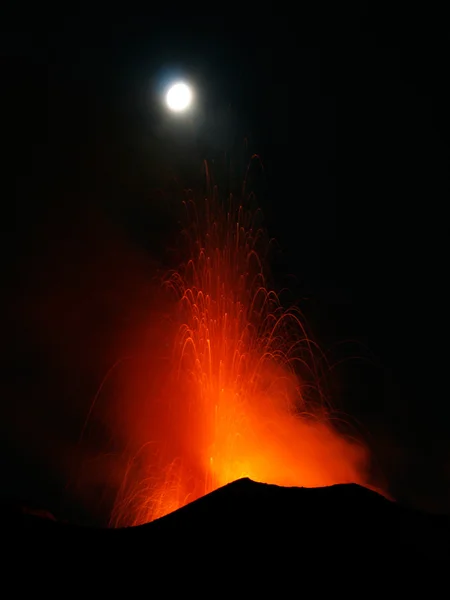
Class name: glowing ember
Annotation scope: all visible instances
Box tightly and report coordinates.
[110,161,368,526]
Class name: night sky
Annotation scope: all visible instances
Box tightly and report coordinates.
[2,11,449,522]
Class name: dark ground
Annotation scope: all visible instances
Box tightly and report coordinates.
[5,479,449,589]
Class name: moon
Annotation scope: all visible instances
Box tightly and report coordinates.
[165,82,193,112]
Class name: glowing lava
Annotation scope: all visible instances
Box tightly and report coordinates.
[111,163,368,526]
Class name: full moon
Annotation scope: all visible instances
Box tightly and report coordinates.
[165,82,192,112]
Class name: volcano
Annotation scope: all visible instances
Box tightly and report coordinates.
[7,478,449,589]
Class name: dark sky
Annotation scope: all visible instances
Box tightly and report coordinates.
[2,11,450,520]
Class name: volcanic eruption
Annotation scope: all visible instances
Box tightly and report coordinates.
[107,160,369,526]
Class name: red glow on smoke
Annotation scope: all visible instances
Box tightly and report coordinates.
[4,162,371,525]
[109,165,369,525]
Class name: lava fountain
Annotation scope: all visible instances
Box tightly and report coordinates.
[110,163,368,526]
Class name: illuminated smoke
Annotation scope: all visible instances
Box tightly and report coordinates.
[110,162,369,526]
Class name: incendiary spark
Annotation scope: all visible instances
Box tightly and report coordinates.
[110,161,368,526]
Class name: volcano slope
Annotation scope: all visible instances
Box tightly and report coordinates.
[5,478,449,587]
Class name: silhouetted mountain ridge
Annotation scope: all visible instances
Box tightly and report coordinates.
[8,478,449,572]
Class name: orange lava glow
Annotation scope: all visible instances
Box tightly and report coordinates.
[110,164,368,526]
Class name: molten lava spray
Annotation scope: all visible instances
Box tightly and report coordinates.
[111,166,368,526]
